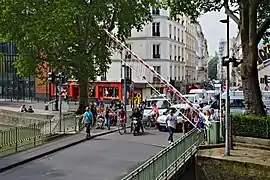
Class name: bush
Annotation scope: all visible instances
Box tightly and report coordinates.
[232,114,270,139]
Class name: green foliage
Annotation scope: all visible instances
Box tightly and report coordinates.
[0,0,156,81]
[232,114,270,139]
[208,56,218,80]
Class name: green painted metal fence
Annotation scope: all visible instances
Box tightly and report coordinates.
[122,129,204,180]
[0,115,83,157]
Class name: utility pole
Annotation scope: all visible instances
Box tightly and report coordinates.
[123,63,127,121]
[220,14,230,156]
[59,75,62,133]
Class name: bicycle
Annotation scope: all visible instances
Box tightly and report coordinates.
[118,118,127,135]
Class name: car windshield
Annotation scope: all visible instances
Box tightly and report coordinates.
[145,100,170,109]
[163,107,176,115]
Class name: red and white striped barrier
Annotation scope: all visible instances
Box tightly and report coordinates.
[104,30,210,127]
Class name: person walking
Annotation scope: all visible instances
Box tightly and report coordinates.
[90,103,97,127]
[166,110,177,144]
[105,106,111,130]
[83,107,93,138]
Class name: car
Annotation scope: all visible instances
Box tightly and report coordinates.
[156,103,200,132]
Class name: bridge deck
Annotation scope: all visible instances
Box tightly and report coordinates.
[0,130,183,180]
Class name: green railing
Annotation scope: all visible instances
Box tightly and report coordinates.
[122,129,204,180]
[0,115,83,157]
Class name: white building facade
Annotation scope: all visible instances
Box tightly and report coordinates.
[103,8,208,99]
[195,24,209,82]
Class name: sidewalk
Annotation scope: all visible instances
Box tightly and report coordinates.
[0,127,118,173]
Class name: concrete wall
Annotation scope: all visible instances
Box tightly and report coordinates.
[0,109,54,127]
[195,155,270,180]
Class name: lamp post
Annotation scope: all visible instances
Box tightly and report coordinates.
[220,16,230,156]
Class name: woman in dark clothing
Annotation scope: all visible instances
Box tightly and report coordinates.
[90,103,97,127]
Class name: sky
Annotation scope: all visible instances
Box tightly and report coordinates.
[198,10,238,56]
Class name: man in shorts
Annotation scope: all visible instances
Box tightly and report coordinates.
[83,107,93,138]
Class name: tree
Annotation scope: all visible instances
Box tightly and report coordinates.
[208,56,218,80]
[163,0,270,115]
[0,0,156,113]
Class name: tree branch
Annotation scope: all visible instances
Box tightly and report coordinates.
[88,8,118,54]
[224,5,240,25]
[256,17,270,44]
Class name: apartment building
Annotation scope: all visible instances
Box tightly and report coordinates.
[103,8,208,98]
[195,24,209,82]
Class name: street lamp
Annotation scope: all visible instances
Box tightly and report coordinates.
[220,16,230,156]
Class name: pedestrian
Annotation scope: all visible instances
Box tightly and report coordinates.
[90,103,97,127]
[105,106,111,130]
[83,107,93,138]
[166,110,177,144]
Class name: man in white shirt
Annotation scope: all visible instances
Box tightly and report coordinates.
[166,110,177,144]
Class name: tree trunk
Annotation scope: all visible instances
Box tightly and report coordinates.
[240,0,265,115]
[76,79,89,115]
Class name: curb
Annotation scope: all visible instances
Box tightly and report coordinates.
[0,128,122,174]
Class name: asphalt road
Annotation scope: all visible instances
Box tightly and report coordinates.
[0,130,183,180]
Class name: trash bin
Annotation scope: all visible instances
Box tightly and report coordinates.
[207,121,220,144]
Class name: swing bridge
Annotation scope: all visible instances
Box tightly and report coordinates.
[105,30,209,180]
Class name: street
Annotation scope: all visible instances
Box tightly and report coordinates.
[0,130,183,180]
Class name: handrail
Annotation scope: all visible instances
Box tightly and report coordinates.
[122,129,204,180]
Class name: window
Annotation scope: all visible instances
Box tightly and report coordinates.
[169,44,172,60]
[174,27,176,40]
[125,44,131,59]
[169,25,172,38]
[152,8,160,15]
[174,66,177,80]
[125,66,132,79]
[153,44,160,58]
[174,45,177,60]
[153,66,161,82]
[177,29,180,41]
[178,66,181,80]
[170,66,172,78]
[260,78,265,84]
[181,30,184,42]
[178,46,180,61]
[152,22,160,36]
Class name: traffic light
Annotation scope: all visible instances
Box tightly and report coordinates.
[48,72,55,83]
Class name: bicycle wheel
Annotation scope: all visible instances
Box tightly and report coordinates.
[118,123,125,135]
[143,120,152,130]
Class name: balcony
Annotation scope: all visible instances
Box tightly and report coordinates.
[153,54,161,59]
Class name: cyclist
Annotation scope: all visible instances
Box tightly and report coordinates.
[152,103,159,122]
[118,107,126,130]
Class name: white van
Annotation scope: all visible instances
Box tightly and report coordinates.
[142,98,170,120]
[189,89,208,104]
[156,104,200,131]
[181,94,201,104]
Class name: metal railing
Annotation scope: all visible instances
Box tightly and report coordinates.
[122,129,204,180]
[0,115,83,157]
